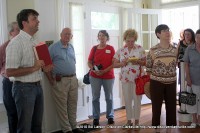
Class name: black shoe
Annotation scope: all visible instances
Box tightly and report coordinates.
[108,118,114,124]
[72,128,85,133]
[66,131,73,133]
[93,119,99,126]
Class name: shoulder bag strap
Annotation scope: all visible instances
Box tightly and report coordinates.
[92,46,97,65]
[190,87,194,94]
[139,65,142,77]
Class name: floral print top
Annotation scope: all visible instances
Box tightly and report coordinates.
[114,44,146,83]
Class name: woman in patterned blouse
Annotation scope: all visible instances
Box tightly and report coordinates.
[146,24,178,132]
[113,29,146,127]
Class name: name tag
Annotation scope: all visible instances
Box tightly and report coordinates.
[105,49,111,54]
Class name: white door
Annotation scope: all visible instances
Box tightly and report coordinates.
[133,8,162,104]
[85,4,123,116]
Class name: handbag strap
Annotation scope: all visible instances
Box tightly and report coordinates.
[139,65,142,77]
[190,87,194,93]
[92,46,97,65]
[89,46,97,72]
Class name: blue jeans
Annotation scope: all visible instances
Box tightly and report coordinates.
[12,82,44,133]
[90,76,115,119]
[2,77,18,133]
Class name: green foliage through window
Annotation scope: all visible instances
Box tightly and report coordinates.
[91,12,119,30]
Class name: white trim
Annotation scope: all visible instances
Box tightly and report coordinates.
[0,0,8,44]
[134,8,162,14]
[161,0,199,9]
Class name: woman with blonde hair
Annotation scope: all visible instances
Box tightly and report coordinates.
[113,29,146,127]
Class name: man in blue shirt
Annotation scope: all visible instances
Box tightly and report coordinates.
[46,28,85,133]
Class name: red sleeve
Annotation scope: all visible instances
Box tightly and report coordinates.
[88,46,96,61]
[110,45,115,57]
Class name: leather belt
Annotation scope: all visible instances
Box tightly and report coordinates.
[62,73,76,77]
[14,81,41,86]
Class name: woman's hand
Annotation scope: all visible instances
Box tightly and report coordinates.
[130,59,139,65]
[121,58,128,67]
[93,70,105,76]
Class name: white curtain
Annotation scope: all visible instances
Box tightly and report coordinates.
[56,0,70,34]
[0,0,8,44]
[70,3,85,79]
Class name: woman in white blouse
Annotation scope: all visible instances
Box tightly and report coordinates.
[113,29,146,127]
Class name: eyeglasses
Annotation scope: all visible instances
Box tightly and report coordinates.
[161,29,170,32]
[98,34,106,37]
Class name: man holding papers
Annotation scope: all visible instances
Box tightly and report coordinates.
[6,9,53,133]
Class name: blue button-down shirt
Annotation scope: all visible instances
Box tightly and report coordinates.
[49,40,76,76]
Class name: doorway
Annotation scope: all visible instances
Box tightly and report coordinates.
[85,4,123,116]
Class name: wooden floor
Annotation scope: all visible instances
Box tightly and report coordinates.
[78,104,200,133]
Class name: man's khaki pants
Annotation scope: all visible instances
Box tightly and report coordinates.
[52,76,78,132]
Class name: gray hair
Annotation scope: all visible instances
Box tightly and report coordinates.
[7,22,18,33]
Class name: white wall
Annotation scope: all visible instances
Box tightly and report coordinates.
[6,0,34,24]
[34,0,59,43]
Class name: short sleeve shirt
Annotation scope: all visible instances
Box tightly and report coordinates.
[113,44,146,83]
[88,45,115,79]
[183,44,200,85]
[49,41,76,76]
[6,30,42,82]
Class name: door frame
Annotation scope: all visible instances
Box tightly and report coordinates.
[85,3,123,116]
[133,8,162,51]
[132,8,162,104]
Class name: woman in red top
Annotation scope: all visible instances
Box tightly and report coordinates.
[88,30,115,126]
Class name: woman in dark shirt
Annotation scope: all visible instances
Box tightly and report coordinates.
[177,28,195,106]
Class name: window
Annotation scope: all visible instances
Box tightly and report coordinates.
[91,12,119,30]
[162,6,199,43]
[70,3,85,79]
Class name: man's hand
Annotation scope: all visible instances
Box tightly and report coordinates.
[49,77,56,86]
[34,60,45,71]
[42,64,54,72]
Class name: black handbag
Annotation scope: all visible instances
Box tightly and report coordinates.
[179,88,196,106]
[83,71,90,84]
[83,46,97,84]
